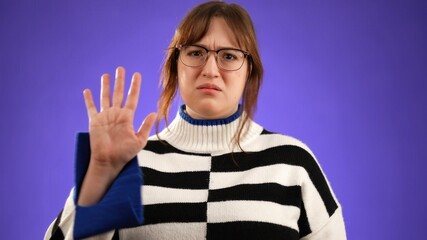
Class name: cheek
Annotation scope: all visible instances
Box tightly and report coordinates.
[177,64,187,91]
[233,70,248,91]
[177,64,198,99]
[178,63,197,85]
[224,76,246,102]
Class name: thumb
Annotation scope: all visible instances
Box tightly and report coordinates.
[136,112,157,147]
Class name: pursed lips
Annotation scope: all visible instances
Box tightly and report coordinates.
[197,83,222,91]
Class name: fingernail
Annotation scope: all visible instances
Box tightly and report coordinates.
[115,67,120,78]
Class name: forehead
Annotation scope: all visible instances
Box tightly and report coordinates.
[195,17,240,48]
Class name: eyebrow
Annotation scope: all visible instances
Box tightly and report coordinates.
[192,43,240,51]
[189,44,249,55]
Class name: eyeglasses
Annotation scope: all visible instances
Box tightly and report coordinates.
[177,44,250,71]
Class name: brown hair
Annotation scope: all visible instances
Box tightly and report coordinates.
[156,1,264,147]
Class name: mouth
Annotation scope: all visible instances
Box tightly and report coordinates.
[197,83,221,91]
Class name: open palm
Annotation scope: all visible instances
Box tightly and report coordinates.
[83,67,156,170]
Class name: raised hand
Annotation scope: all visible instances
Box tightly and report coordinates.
[78,67,156,206]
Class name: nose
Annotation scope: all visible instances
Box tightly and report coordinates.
[202,53,220,78]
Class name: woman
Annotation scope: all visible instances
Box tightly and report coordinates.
[45,1,346,239]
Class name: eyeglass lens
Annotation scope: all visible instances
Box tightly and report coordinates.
[180,45,246,71]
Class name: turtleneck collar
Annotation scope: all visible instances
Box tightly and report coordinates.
[156,105,263,154]
[178,105,242,126]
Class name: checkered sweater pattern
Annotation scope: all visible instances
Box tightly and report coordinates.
[45,107,346,240]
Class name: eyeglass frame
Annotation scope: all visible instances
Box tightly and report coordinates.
[176,44,251,71]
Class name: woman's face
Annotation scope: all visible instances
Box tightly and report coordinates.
[177,17,248,120]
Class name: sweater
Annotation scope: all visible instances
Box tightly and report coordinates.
[44,105,346,240]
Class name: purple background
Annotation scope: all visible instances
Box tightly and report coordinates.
[1,0,426,239]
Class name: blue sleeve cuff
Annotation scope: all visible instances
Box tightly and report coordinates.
[72,133,144,239]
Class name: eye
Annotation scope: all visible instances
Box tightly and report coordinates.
[219,50,241,61]
[224,53,236,60]
[184,46,206,58]
[188,50,203,57]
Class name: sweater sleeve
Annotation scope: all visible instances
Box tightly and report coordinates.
[292,143,347,240]
[44,133,144,240]
[300,207,346,240]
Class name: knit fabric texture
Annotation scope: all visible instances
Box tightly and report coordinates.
[44,106,346,240]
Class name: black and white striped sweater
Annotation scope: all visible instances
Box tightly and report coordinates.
[45,106,346,240]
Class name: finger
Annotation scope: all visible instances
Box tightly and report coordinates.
[112,66,125,108]
[83,89,98,118]
[124,72,141,111]
[136,112,157,146]
[100,73,111,111]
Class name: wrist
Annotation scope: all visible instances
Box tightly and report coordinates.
[87,157,124,178]
[77,159,123,206]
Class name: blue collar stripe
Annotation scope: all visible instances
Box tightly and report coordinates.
[179,105,241,126]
